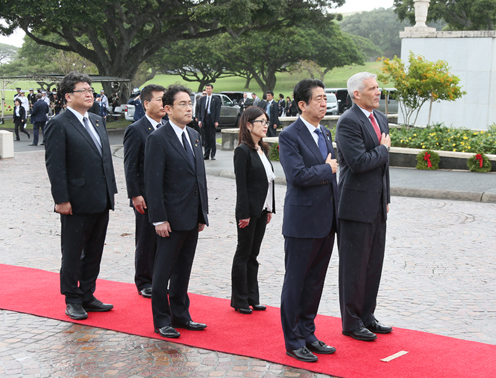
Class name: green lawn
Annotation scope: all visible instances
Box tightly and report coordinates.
[1,62,389,104]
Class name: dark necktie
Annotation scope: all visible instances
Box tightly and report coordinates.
[314,127,328,160]
[182,131,195,168]
[369,112,382,142]
[205,97,210,116]
[83,116,102,155]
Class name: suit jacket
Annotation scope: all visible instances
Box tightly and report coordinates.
[267,100,281,127]
[31,100,49,123]
[123,116,155,205]
[44,110,117,214]
[335,104,390,223]
[279,118,339,239]
[234,143,276,220]
[144,123,209,230]
[13,105,26,124]
[198,95,221,124]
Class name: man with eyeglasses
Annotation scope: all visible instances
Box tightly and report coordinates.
[279,79,339,363]
[44,71,117,321]
[123,84,166,300]
[144,84,209,339]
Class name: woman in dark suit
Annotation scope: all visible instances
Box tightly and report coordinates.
[231,106,275,314]
[13,98,30,141]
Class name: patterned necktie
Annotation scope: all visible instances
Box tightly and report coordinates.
[182,131,195,168]
[314,127,328,160]
[82,116,102,155]
[369,112,382,142]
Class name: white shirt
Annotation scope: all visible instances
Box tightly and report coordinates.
[258,151,275,212]
[300,115,324,147]
[169,120,194,154]
[20,96,29,111]
[66,106,101,147]
[145,114,161,130]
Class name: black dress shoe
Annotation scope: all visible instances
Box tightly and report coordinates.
[307,340,336,354]
[342,326,377,341]
[235,307,252,314]
[172,321,207,331]
[211,156,216,160]
[286,346,318,362]
[83,299,113,312]
[40,142,45,146]
[155,326,180,338]
[251,304,266,311]
[65,303,88,320]
[139,287,152,298]
[366,320,393,334]
[203,156,209,160]
[28,143,37,146]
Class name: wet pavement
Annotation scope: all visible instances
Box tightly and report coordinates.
[1,144,496,377]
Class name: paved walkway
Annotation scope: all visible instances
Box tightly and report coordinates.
[1,147,496,377]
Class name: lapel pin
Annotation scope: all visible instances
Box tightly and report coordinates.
[95,120,99,127]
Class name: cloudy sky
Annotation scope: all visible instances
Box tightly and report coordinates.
[0,0,395,48]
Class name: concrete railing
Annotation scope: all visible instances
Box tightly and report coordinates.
[0,130,14,159]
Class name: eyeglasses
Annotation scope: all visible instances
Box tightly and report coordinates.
[72,89,93,95]
[251,120,269,126]
[172,102,193,108]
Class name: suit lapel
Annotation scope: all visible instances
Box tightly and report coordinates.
[188,127,203,171]
[352,105,379,146]
[165,123,195,172]
[67,111,101,156]
[296,118,325,163]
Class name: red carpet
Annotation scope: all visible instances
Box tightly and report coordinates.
[1,264,495,378]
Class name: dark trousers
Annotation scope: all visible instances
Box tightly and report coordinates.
[280,226,336,351]
[152,225,199,328]
[33,121,45,145]
[134,207,157,291]
[14,120,29,140]
[266,124,277,137]
[60,210,109,304]
[338,211,386,332]
[231,210,268,309]
[203,114,216,158]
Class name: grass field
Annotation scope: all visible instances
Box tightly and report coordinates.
[1,62,389,104]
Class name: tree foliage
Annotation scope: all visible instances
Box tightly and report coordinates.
[394,0,496,30]
[378,52,465,126]
[0,0,344,99]
[0,43,18,64]
[346,34,383,62]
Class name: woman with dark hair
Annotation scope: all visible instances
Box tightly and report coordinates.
[13,98,30,141]
[231,106,275,314]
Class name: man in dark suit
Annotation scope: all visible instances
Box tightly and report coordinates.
[44,71,117,321]
[335,72,392,342]
[279,79,339,363]
[198,83,221,160]
[265,91,280,137]
[123,84,166,299]
[29,93,49,146]
[145,84,209,339]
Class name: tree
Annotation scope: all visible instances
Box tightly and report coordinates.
[216,21,362,92]
[347,34,384,62]
[0,0,343,100]
[0,43,17,64]
[394,0,496,30]
[378,52,466,126]
[156,37,234,92]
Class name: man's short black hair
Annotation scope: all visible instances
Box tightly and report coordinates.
[279,93,284,99]
[141,84,166,104]
[266,91,274,97]
[205,83,214,89]
[59,71,92,98]
[293,79,325,114]
[162,84,192,106]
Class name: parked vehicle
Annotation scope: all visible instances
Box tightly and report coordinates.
[192,93,240,127]
[325,93,338,115]
[220,91,252,106]
[378,88,398,114]
[325,88,351,114]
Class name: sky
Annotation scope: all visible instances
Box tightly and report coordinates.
[0,0,395,48]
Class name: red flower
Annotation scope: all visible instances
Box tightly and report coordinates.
[423,152,432,168]
[475,154,483,168]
